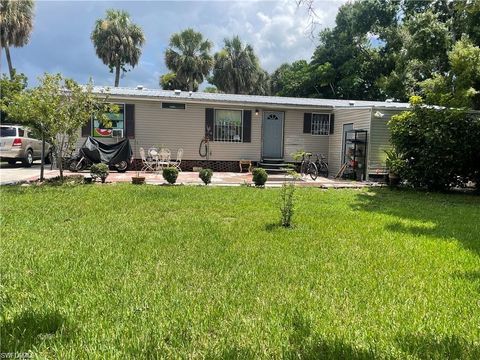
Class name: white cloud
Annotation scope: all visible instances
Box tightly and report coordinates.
[199,0,346,72]
[2,0,348,88]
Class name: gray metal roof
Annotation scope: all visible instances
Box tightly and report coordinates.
[91,86,410,109]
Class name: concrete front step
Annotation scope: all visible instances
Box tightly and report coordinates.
[258,162,289,168]
[262,158,285,163]
[259,158,292,174]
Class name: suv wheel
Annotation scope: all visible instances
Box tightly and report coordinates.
[22,149,34,167]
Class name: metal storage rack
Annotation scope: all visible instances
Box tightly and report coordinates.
[343,129,367,180]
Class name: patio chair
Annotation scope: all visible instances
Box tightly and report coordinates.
[148,147,159,159]
[139,147,155,172]
[170,148,183,171]
[157,148,171,170]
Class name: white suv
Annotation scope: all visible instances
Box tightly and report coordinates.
[0,125,52,167]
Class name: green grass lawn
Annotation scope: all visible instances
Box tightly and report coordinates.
[1,185,479,359]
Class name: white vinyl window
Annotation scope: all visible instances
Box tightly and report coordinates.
[311,113,330,135]
[214,109,243,142]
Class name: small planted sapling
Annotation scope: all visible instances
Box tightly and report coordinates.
[280,167,300,227]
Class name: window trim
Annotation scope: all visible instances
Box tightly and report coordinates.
[92,102,126,138]
[311,113,331,136]
[161,102,186,110]
[213,108,244,143]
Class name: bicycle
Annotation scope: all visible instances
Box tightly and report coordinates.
[314,153,329,178]
[300,152,318,180]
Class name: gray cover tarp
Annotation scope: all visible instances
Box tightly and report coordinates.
[81,137,132,165]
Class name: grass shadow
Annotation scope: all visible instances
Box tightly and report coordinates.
[385,221,435,237]
[264,222,297,232]
[264,222,282,232]
[0,310,70,353]
[452,270,480,292]
[213,346,256,359]
[397,333,480,359]
[352,188,480,256]
[285,310,378,359]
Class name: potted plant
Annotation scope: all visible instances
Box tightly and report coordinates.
[162,167,179,185]
[385,148,404,186]
[199,168,213,185]
[90,163,109,183]
[132,170,146,185]
[252,168,268,187]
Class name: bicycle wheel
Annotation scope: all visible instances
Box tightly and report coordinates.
[318,162,329,177]
[300,161,307,177]
[309,162,318,180]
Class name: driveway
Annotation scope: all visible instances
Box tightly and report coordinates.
[0,161,59,185]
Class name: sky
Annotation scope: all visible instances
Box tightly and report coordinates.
[0,0,348,89]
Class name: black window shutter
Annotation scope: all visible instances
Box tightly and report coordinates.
[125,104,135,138]
[329,113,335,134]
[243,110,252,143]
[303,113,312,133]
[81,119,92,137]
[205,108,214,140]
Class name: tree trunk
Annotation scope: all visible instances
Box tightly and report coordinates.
[114,62,120,87]
[5,46,14,79]
[40,133,45,181]
[58,136,65,182]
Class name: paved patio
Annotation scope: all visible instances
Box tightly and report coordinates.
[1,163,379,188]
[71,171,376,188]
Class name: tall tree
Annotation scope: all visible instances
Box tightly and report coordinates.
[164,28,212,92]
[310,0,398,100]
[91,9,145,87]
[209,36,268,95]
[421,38,480,109]
[0,0,35,79]
[159,72,198,91]
[271,60,335,98]
[291,0,479,107]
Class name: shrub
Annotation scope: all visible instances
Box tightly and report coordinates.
[389,97,480,190]
[252,168,268,187]
[90,163,109,183]
[199,168,213,185]
[162,167,179,184]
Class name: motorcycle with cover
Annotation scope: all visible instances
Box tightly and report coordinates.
[68,137,132,173]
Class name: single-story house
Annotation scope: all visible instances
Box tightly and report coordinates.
[79,86,410,179]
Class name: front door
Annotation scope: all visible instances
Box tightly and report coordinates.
[262,111,284,159]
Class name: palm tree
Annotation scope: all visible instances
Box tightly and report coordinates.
[210,36,265,94]
[91,9,145,87]
[165,28,213,92]
[0,0,35,79]
[159,72,198,91]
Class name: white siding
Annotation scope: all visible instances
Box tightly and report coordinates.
[328,108,372,177]
[283,109,330,162]
[368,110,402,172]
[77,99,332,163]
[77,100,262,161]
